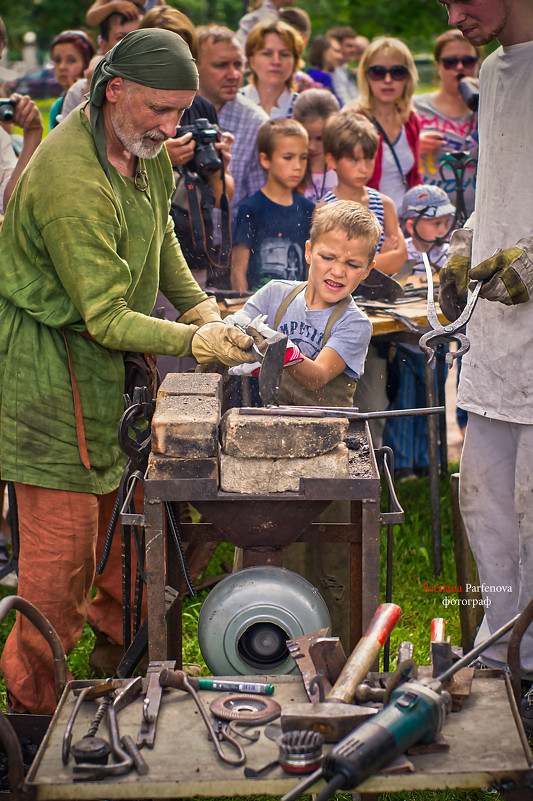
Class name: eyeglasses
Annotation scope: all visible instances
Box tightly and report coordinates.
[366,64,410,81]
[440,55,478,70]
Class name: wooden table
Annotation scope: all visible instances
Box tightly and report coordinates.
[25,673,533,800]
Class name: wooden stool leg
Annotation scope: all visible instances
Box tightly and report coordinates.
[450,472,483,653]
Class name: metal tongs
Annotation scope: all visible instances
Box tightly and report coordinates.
[418,251,483,369]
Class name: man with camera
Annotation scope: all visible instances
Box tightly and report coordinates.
[165,101,235,290]
[438,0,533,726]
[0,28,255,715]
[0,17,43,219]
[196,25,268,218]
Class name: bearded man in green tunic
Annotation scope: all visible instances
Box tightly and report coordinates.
[0,29,255,714]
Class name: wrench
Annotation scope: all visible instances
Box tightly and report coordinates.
[418,251,483,369]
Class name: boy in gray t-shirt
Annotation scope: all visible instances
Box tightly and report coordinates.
[232,199,382,406]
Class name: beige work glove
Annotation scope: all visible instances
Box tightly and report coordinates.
[191,321,256,366]
[438,227,473,322]
[179,296,221,326]
[470,238,533,305]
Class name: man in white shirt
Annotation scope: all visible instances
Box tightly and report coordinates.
[437,0,533,729]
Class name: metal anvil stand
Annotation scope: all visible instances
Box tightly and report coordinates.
[141,420,395,662]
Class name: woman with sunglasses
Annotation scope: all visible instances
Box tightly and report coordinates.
[353,37,421,213]
[414,30,481,218]
[49,30,95,130]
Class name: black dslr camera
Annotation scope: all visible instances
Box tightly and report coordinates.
[0,99,15,123]
[174,117,222,179]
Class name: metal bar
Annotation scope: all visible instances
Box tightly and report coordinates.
[144,500,167,661]
[436,344,448,477]
[424,358,442,576]
[240,406,445,421]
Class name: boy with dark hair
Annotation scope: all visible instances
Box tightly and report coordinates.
[231,117,314,291]
[323,111,407,274]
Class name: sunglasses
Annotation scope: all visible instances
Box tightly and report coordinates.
[440,55,478,70]
[366,64,410,81]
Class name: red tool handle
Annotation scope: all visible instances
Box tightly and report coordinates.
[326,603,401,704]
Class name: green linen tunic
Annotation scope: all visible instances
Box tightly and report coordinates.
[0,108,206,494]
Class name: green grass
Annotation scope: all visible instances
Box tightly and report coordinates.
[0,468,515,799]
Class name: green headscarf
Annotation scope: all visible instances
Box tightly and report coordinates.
[89,28,199,182]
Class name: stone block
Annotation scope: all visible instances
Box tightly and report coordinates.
[220,444,349,493]
[157,373,222,406]
[220,408,349,459]
[151,395,220,458]
[147,453,218,481]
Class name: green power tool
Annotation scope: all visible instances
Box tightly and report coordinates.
[282,613,520,801]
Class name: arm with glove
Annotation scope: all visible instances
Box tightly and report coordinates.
[179,296,256,367]
[439,222,533,322]
[227,312,348,391]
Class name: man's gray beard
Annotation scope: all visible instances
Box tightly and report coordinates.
[112,110,167,159]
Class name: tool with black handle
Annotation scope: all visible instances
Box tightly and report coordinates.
[281,612,521,801]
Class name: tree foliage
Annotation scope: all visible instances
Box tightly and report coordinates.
[0,0,450,59]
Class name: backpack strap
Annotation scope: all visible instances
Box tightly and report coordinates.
[274,283,307,329]
[322,296,352,346]
[274,282,352,346]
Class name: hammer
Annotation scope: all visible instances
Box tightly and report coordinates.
[281,603,402,742]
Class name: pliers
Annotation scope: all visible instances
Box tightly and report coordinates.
[418,251,483,369]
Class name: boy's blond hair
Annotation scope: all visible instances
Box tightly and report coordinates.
[310,200,381,263]
[323,110,379,161]
[256,117,308,159]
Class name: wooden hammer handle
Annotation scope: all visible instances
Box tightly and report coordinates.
[326,603,401,704]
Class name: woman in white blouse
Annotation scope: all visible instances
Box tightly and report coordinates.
[241,20,304,118]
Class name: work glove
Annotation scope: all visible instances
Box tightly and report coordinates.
[191,321,255,367]
[179,296,221,326]
[469,238,533,306]
[228,314,303,376]
[438,227,473,322]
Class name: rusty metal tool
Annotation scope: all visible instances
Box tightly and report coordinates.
[282,603,401,742]
[159,669,247,765]
[418,250,485,369]
[62,680,122,765]
[286,628,331,701]
[254,331,288,406]
[239,405,445,421]
[235,325,288,406]
[287,631,384,705]
[430,617,453,677]
[209,693,281,724]
[74,677,148,780]
[136,660,176,749]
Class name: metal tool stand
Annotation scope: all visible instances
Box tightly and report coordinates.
[141,421,395,663]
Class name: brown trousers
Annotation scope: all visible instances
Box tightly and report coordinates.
[1,482,145,715]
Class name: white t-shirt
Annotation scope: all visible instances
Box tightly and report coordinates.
[379,127,414,213]
[457,41,533,422]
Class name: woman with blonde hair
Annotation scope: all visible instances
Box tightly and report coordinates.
[241,20,304,118]
[353,36,421,212]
